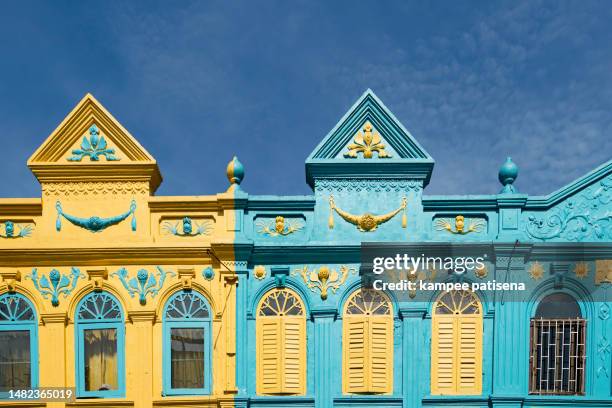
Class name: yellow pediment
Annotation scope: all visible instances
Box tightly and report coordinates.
[27,94,162,192]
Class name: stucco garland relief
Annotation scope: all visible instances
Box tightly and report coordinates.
[314,178,422,193]
[42,181,149,197]
[525,175,612,241]
[56,199,137,232]
[328,195,407,232]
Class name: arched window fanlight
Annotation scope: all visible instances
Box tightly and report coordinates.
[431,290,482,396]
[75,292,125,398]
[530,292,586,395]
[0,294,38,391]
[256,288,306,395]
[163,290,212,395]
[343,289,393,394]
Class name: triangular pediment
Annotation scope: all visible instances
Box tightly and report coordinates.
[29,94,155,164]
[306,89,434,188]
[27,94,162,192]
[308,89,432,160]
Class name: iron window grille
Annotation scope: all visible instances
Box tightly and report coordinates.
[529,318,586,395]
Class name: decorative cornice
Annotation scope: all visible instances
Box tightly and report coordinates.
[0,198,42,217]
[0,246,214,267]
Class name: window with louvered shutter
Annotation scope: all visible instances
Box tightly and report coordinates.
[256,288,306,395]
[343,289,393,394]
[431,290,482,396]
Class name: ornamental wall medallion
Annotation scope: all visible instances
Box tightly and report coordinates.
[0,221,33,239]
[529,262,545,280]
[574,262,589,279]
[434,215,485,235]
[343,122,391,159]
[162,217,213,237]
[255,216,304,237]
[328,195,407,232]
[56,200,137,232]
[596,260,612,285]
[292,265,356,300]
[253,266,267,280]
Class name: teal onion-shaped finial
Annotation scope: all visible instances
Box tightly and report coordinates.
[226,156,244,185]
[498,157,519,194]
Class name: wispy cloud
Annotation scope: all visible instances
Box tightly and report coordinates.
[0,1,610,197]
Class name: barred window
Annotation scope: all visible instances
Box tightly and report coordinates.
[529,293,586,395]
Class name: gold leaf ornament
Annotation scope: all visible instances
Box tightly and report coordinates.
[344,122,391,159]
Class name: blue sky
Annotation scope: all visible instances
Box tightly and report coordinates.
[1,1,611,198]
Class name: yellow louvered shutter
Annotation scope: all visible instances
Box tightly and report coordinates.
[369,317,393,393]
[456,316,482,394]
[431,290,482,396]
[343,317,368,393]
[257,319,282,394]
[281,317,306,394]
[257,288,307,395]
[431,317,457,395]
[343,289,394,395]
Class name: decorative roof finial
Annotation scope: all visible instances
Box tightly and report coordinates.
[226,156,244,185]
[498,157,518,194]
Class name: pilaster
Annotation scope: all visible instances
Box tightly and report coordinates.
[312,308,337,408]
[399,308,425,408]
[127,310,156,408]
[39,312,69,389]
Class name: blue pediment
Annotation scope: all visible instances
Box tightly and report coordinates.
[305,89,434,188]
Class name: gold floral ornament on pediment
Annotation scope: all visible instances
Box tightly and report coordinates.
[343,122,391,159]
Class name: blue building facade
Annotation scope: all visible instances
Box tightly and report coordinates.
[228,90,612,407]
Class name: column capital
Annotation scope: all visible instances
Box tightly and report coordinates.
[41,312,69,325]
[128,310,157,323]
[311,308,337,319]
[399,308,426,319]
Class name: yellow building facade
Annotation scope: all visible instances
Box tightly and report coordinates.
[0,94,242,408]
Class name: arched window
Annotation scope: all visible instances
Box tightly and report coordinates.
[163,290,212,395]
[75,292,125,398]
[0,294,38,392]
[256,288,306,395]
[529,293,585,395]
[431,290,482,395]
[342,289,393,394]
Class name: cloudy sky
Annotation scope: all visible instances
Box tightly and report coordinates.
[1,1,611,198]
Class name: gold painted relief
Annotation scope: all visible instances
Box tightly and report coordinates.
[435,215,484,235]
[343,122,391,159]
[328,195,407,232]
[255,216,304,237]
[293,265,356,300]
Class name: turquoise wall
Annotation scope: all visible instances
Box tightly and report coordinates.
[227,90,612,407]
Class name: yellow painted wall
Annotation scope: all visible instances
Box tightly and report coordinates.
[0,94,240,408]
